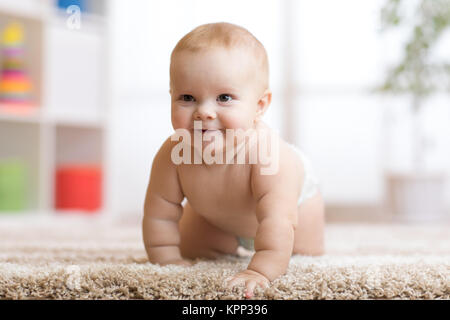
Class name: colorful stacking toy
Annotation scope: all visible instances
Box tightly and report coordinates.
[0,22,34,109]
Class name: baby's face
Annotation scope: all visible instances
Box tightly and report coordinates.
[170,47,264,151]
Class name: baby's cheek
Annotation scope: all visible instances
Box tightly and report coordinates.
[171,111,189,130]
[222,113,253,130]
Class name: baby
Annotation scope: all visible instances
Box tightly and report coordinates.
[142,22,325,298]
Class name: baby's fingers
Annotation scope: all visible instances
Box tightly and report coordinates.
[245,278,269,299]
[225,275,245,289]
[225,274,269,299]
[245,281,257,299]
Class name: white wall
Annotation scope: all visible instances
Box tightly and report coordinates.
[292,0,450,206]
[291,0,386,204]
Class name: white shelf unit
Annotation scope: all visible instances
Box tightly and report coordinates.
[0,2,108,216]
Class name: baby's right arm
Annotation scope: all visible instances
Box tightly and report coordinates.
[142,138,189,266]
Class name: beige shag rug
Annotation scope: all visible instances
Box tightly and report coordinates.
[0,215,449,300]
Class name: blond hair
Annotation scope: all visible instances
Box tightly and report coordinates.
[170,22,269,90]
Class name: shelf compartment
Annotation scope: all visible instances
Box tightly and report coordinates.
[54,125,103,213]
[0,10,43,110]
[55,125,102,165]
[44,23,103,123]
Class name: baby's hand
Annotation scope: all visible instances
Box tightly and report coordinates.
[225,269,269,299]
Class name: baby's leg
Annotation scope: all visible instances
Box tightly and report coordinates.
[293,192,325,256]
[179,201,239,260]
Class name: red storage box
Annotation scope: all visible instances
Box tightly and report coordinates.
[55,165,102,212]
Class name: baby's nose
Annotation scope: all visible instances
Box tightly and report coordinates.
[194,105,216,120]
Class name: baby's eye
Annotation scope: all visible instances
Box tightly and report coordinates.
[180,94,195,102]
[217,94,232,103]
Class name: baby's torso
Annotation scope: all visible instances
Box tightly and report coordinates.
[178,162,258,237]
[176,133,305,238]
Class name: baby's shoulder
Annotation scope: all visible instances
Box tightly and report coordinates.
[276,140,304,175]
[254,123,302,169]
[252,128,303,181]
[152,136,181,167]
[250,137,303,198]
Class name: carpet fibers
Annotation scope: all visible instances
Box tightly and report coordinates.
[0,216,449,299]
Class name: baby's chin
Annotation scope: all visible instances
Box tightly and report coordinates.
[174,128,255,159]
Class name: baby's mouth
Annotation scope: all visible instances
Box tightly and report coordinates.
[195,129,225,140]
[190,127,225,136]
[195,129,221,133]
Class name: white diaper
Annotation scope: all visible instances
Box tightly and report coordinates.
[288,144,320,205]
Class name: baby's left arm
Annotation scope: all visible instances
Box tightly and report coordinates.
[247,190,298,279]
[226,159,302,298]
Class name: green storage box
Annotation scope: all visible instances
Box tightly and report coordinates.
[0,159,27,212]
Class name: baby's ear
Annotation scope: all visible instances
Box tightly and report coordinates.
[256,89,272,121]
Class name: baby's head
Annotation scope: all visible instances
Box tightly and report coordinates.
[169,22,272,139]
